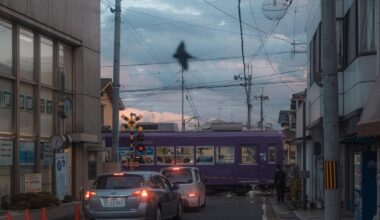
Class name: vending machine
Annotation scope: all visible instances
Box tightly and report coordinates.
[354,151,377,220]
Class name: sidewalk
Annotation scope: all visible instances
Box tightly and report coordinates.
[268,198,354,220]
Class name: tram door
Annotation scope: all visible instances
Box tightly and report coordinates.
[258,145,268,181]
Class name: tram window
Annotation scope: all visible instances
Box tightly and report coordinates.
[268,146,276,164]
[134,146,154,165]
[156,146,175,165]
[176,146,194,164]
[196,146,214,165]
[216,146,234,164]
[241,146,257,164]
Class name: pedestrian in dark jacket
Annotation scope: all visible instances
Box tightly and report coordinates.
[274,164,286,203]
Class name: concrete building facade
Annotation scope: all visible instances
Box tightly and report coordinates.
[305,0,379,217]
[0,0,101,200]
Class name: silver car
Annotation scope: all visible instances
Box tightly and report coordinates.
[160,167,206,211]
[83,171,183,220]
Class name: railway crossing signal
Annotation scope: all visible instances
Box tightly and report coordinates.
[136,126,145,153]
[121,113,143,169]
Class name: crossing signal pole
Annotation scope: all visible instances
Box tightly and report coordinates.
[121,113,143,170]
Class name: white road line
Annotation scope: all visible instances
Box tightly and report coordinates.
[262,197,267,220]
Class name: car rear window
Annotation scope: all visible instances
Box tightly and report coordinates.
[162,170,193,184]
[93,175,144,189]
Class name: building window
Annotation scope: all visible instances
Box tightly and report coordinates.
[268,146,277,164]
[19,28,34,81]
[358,0,376,54]
[134,146,154,165]
[20,84,35,136]
[309,25,322,86]
[40,142,53,192]
[40,89,54,137]
[216,146,234,164]
[59,44,73,91]
[0,19,13,76]
[346,3,357,65]
[156,146,174,165]
[176,146,194,164]
[196,146,214,165]
[0,139,13,196]
[241,146,257,164]
[40,37,53,86]
[0,79,13,133]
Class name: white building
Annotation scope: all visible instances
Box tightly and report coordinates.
[305,0,379,218]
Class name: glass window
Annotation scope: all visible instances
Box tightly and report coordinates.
[194,169,200,181]
[19,28,34,81]
[40,89,54,137]
[0,19,13,76]
[134,146,154,165]
[196,146,214,165]
[346,4,357,65]
[40,37,53,86]
[20,84,35,136]
[241,146,257,164]
[216,146,234,164]
[64,95,73,133]
[59,44,73,91]
[358,0,376,54]
[156,146,174,165]
[268,146,277,164]
[0,140,13,197]
[40,142,53,192]
[19,141,35,192]
[176,146,194,164]
[93,175,144,189]
[0,79,13,133]
[162,170,193,184]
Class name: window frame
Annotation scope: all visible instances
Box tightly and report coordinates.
[156,146,175,165]
[215,146,235,164]
[175,146,194,165]
[357,0,377,55]
[240,145,258,165]
[268,145,277,164]
[195,146,215,165]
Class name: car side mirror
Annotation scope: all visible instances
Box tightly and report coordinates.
[172,183,180,190]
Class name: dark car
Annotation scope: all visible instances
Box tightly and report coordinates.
[83,171,183,220]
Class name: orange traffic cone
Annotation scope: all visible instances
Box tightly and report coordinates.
[7,211,12,220]
[41,207,47,220]
[74,203,81,220]
[24,209,30,220]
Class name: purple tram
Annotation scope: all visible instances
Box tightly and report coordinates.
[103,131,283,194]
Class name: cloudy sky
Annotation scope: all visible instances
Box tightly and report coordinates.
[100,0,308,129]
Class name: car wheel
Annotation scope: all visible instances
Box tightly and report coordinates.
[173,201,183,220]
[155,207,162,220]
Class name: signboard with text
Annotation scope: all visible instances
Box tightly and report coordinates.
[55,153,68,200]
[25,173,42,192]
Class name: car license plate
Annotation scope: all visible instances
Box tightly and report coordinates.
[102,198,125,208]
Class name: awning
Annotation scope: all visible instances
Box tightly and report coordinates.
[357,74,380,137]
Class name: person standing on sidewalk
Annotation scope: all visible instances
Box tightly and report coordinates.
[274,164,286,203]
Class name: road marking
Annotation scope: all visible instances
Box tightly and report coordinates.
[262,197,267,220]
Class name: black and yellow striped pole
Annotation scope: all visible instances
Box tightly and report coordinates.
[324,160,338,190]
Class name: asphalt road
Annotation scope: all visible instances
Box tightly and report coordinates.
[181,192,276,220]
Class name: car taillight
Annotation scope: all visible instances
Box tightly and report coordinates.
[133,189,150,198]
[85,190,96,200]
[188,192,198,198]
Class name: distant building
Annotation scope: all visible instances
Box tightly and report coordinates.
[101,78,125,132]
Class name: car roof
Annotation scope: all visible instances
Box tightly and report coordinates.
[98,171,162,179]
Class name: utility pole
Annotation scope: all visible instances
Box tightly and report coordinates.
[255,88,269,130]
[247,66,252,130]
[111,0,121,163]
[181,67,185,131]
[321,1,340,219]
[302,89,307,210]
